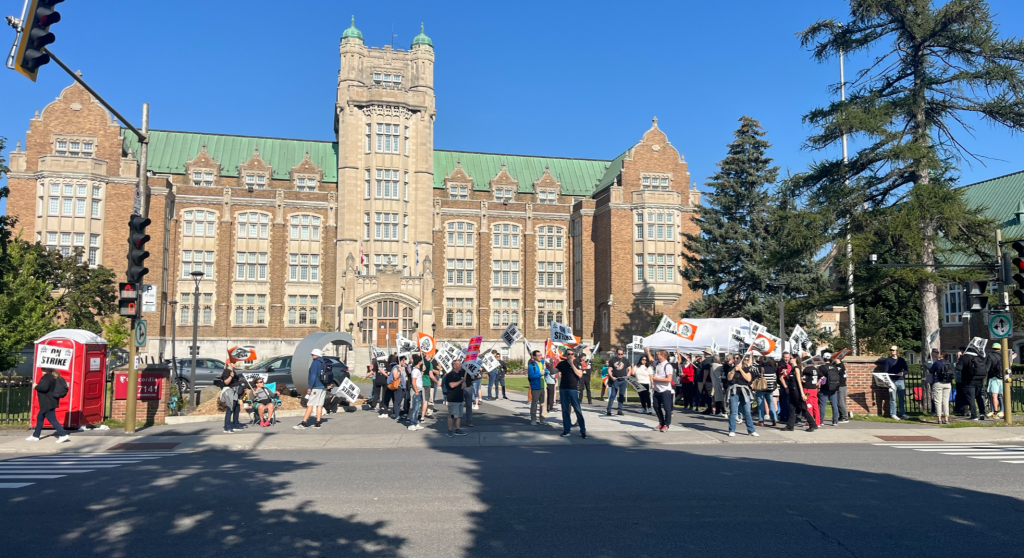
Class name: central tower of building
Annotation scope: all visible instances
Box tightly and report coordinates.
[335,18,437,349]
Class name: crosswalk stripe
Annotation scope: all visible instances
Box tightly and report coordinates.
[4,461,145,466]
[0,464,120,469]
[0,483,33,489]
[0,475,66,479]
[999,460,1024,464]
[0,470,94,473]
[9,456,164,461]
[965,455,1024,460]
[0,453,184,490]
[883,443,1024,466]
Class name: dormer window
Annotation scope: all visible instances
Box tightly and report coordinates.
[494,187,514,203]
[372,72,402,87]
[191,171,214,187]
[449,186,469,200]
[295,177,317,192]
[54,136,95,157]
[641,173,671,190]
[244,174,267,189]
[537,190,558,204]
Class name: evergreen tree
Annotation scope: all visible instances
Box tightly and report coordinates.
[681,116,778,322]
[799,0,1023,356]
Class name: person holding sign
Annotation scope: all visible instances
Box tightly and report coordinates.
[726,355,758,437]
[527,350,546,425]
[558,350,587,439]
[445,360,468,437]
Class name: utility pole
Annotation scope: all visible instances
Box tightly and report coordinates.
[840,43,858,355]
[124,104,150,433]
[996,230,1012,424]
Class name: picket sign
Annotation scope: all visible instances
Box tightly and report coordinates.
[463,360,482,378]
[335,378,361,403]
[370,346,388,361]
[789,324,809,351]
[632,335,644,349]
[35,345,73,371]
[655,315,677,335]
[396,334,417,354]
[480,352,500,372]
[709,338,720,355]
[501,324,523,347]
[434,341,459,373]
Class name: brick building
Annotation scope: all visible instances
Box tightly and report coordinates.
[4,20,702,370]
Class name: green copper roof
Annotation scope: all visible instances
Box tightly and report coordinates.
[432,150,615,196]
[121,129,339,182]
[944,169,1024,264]
[411,23,432,47]
[342,16,363,41]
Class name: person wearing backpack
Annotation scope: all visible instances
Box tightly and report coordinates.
[835,354,850,423]
[817,353,842,426]
[294,348,327,429]
[929,350,954,424]
[28,368,70,443]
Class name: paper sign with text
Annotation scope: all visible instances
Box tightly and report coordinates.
[501,324,523,347]
[36,345,73,371]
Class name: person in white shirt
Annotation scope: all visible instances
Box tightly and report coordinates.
[408,355,425,431]
[633,354,654,415]
[648,348,679,431]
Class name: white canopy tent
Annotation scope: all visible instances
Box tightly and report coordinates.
[640,318,751,354]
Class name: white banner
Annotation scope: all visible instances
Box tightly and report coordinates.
[550,321,575,344]
[501,324,523,347]
[396,334,417,354]
[371,346,387,362]
[655,315,676,334]
[36,345,73,371]
[335,377,361,403]
[242,372,269,385]
[480,352,500,372]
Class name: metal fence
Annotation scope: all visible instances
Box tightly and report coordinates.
[0,372,33,424]
[900,365,1024,414]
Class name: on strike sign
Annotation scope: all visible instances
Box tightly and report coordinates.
[36,345,73,371]
[114,372,163,400]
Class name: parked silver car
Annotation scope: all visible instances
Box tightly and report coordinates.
[170,358,227,396]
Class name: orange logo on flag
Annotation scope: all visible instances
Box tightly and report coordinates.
[675,321,698,341]
[417,333,436,359]
[750,334,777,356]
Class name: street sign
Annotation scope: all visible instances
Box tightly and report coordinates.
[989,313,1012,339]
[134,319,148,347]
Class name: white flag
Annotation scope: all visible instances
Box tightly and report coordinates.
[396,334,417,354]
[550,321,575,344]
[655,315,676,334]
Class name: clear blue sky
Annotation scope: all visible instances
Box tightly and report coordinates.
[3,0,1023,216]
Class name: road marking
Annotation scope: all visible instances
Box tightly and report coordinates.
[0,452,186,490]
[880,443,1024,465]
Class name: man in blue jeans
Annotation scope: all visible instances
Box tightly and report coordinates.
[558,351,587,439]
[883,345,909,420]
[605,348,631,416]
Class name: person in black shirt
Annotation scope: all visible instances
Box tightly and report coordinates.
[445,360,468,437]
[605,349,631,416]
[558,351,587,438]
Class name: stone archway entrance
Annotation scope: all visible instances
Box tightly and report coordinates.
[357,294,420,349]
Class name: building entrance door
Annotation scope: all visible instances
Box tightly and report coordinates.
[378,320,398,347]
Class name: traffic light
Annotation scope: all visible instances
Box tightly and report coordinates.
[118,282,140,319]
[126,215,151,284]
[1008,241,1024,305]
[964,281,989,312]
[12,0,64,82]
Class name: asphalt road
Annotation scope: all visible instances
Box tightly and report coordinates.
[3,441,1024,557]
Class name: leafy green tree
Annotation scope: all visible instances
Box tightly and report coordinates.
[102,317,131,353]
[799,0,1023,356]
[0,241,58,370]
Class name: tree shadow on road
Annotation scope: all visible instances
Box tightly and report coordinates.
[2,451,405,558]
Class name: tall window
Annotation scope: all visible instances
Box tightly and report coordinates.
[537,262,564,287]
[492,299,519,327]
[236,252,269,280]
[446,259,475,285]
[182,250,215,278]
[365,169,371,199]
[943,283,963,325]
[376,123,401,153]
[537,226,564,249]
[445,298,474,328]
[492,224,521,248]
[234,294,268,326]
[492,260,521,286]
[448,185,469,200]
[375,169,400,199]
[289,253,321,282]
[639,253,676,283]
[402,307,414,338]
[537,300,564,327]
[445,221,475,246]
[374,213,399,240]
[183,210,216,237]
[289,215,322,240]
[287,295,319,326]
[237,212,270,238]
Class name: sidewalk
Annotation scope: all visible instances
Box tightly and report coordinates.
[2,391,1022,454]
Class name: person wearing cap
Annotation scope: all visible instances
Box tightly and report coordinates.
[882,345,909,420]
[817,352,842,426]
[294,348,327,429]
[986,342,1005,419]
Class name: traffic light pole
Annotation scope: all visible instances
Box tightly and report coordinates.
[996,231,1012,425]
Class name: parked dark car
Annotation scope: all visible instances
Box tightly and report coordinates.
[168,358,228,396]
[244,355,347,396]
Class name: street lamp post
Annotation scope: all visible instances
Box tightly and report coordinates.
[168,300,178,393]
[188,271,204,409]
[769,282,788,344]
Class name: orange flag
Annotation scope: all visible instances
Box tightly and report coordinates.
[417,333,436,359]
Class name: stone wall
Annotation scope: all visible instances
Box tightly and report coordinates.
[111,371,170,425]
[842,356,886,416]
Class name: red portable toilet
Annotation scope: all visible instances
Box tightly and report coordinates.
[30,329,108,430]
